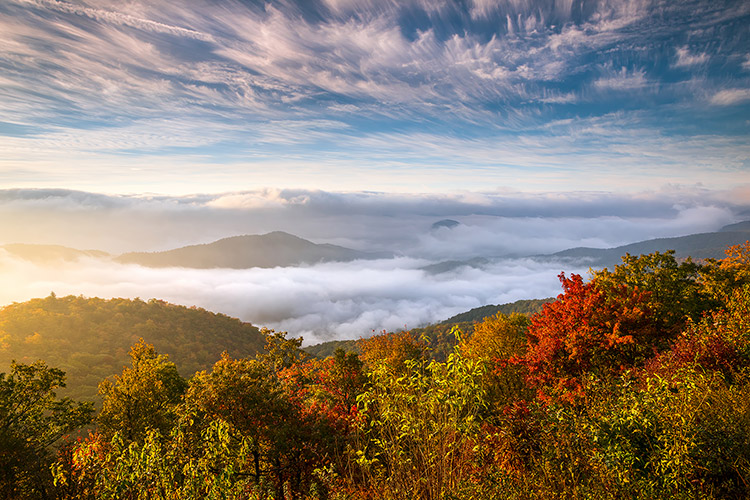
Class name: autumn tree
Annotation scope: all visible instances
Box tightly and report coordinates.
[358,330,427,373]
[258,328,309,372]
[277,347,367,459]
[521,272,658,401]
[700,241,750,302]
[186,352,333,497]
[462,312,529,362]
[353,344,487,500]
[460,313,532,405]
[0,361,92,499]
[593,251,714,335]
[97,339,187,442]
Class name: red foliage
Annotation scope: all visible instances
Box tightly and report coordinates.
[278,349,367,438]
[278,358,362,436]
[519,273,660,402]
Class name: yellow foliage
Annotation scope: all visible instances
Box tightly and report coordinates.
[24,331,42,345]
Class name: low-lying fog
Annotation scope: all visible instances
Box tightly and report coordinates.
[1,187,747,344]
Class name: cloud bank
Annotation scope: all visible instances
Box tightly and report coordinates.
[0,187,744,255]
[0,186,747,344]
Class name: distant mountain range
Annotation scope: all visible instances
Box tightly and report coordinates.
[539,221,750,270]
[418,222,750,275]
[3,222,748,271]
[1,232,391,269]
[0,243,110,263]
[115,231,392,269]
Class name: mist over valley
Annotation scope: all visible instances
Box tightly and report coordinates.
[1,188,747,345]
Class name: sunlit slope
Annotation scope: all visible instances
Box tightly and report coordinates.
[0,295,265,402]
[0,243,110,264]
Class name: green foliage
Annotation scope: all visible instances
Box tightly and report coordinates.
[440,298,553,324]
[185,352,335,497]
[53,421,259,500]
[593,250,714,334]
[303,339,359,359]
[0,361,93,499]
[353,338,487,500]
[97,340,187,442]
[259,328,310,372]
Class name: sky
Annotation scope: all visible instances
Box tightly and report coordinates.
[1,0,749,343]
[0,0,748,193]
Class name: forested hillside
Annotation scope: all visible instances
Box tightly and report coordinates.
[2,244,750,500]
[0,295,264,400]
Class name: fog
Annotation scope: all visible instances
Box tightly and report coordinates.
[0,251,589,345]
[0,186,747,344]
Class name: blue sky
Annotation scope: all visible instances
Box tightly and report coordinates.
[1,0,748,194]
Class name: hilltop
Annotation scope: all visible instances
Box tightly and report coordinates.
[116,231,391,269]
[0,295,265,401]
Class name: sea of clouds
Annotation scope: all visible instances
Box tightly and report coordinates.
[0,187,746,344]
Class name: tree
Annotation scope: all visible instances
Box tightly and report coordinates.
[521,272,658,402]
[258,328,309,372]
[0,361,92,499]
[354,345,487,500]
[460,313,532,405]
[97,339,187,442]
[186,354,328,497]
[592,251,713,335]
[461,312,529,362]
[358,330,427,373]
[700,241,750,302]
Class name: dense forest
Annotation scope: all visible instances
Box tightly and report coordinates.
[2,244,749,499]
[0,296,265,401]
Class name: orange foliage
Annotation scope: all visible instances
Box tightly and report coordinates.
[358,330,426,372]
[520,273,659,402]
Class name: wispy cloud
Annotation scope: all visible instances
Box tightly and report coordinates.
[0,0,747,193]
[674,46,709,68]
[710,88,750,106]
[594,66,649,91]
[13,0,214,41]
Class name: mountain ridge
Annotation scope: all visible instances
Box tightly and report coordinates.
[115,231,392,269]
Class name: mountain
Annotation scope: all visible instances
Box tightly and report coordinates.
[539,222,750,270]
[420,257,489,275]
[116,231,391,269]
[0,295,265,402]
[431,219,460,230]
[439,298,554,324]
[0,243,110,264]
